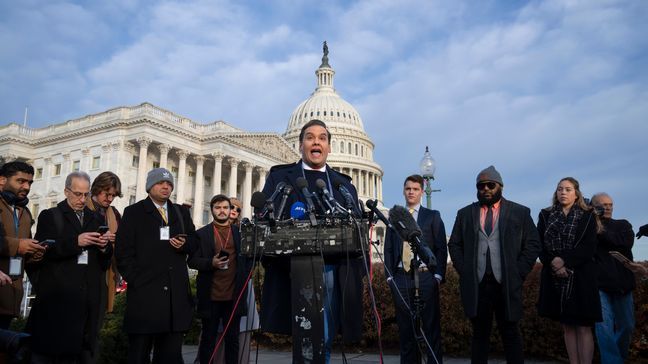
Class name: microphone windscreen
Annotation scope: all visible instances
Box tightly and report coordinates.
[315,178,327,190]
[388,205,422,241]
[296,176,308,189]
[290,201,307,219]
[250,191,267,209]
[366,199,377,209]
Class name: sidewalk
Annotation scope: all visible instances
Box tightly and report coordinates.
[181,346,560,363]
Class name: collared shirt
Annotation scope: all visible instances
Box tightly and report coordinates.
[153,201,169,223]
[301,160,326,172]
[479,200,501,233]
[407,203,421,222]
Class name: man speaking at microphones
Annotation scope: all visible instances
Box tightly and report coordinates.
[384,174,447,364]
[257,119,364,363]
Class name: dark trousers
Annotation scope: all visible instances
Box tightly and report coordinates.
[470,274,523,364]
[391,270,443,364]
[127,332,184,364]
[199,300,240,364]
[30,353,80,364]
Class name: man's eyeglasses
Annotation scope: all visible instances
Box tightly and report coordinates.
[66,188,90,198]
[476,182,498,190]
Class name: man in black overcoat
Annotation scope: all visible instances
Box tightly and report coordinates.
[447,166,540,364]
[115,168,196,364]
[384,174,447,364]
[28,171,113,363]
[258,119,365,362]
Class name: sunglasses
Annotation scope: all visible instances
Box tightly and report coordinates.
[233,208,241,213]
[477,182,498,190]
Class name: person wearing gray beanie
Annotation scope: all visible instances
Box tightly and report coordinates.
[476,165,503,187]
[146,168,174,192]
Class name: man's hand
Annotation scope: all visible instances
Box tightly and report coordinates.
[551,257,565,272]
[100,231,116,245]
[212,255,228,270]
[0,270,12,286]
[78,232,103,247]
[169,236,186,249]
[636,224,648,239]
[17,239,45,255]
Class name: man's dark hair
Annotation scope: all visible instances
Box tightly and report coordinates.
[404,174,425,189]
[0,161,34,178]
[299,119,331,144]
[210,194,232,209]
[91,171,123,198]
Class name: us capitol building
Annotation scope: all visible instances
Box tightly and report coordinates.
[0,45,384,231]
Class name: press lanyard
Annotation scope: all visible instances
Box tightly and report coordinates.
[213,224,232,251]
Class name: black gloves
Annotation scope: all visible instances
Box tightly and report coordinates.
[637,224,648,239]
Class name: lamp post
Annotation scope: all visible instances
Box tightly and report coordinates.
[419,146,440,208]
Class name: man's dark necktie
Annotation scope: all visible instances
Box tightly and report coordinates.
[485,206,493,275]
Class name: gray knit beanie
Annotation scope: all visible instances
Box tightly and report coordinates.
[476,165,503,186]
[146,168,174,192]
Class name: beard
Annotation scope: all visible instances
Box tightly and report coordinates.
[477,188,502,206]
[213,214,230,225]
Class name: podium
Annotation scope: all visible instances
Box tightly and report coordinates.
[241,218,368,364]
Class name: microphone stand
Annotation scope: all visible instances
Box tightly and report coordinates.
[408,239,426,363]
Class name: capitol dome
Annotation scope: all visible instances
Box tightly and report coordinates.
[284,42,383,203]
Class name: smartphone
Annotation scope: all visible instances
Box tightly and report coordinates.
[217,250,230,259]
[97,226,109,234]
[174,233,188,239]
[39,239,55,247]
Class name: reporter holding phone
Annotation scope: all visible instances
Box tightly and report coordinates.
[188,194,252,364]
[28,171,113,362]
[115,168,197,364]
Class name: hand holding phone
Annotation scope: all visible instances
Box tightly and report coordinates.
[97,226,109,234]
[39,239,55,247]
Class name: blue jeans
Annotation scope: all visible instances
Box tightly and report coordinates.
[595,291,634,364]
[323,265,338,364]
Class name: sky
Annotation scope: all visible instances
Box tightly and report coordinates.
[2,0,648,258]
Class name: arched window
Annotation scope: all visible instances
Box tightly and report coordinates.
[361,145,364,157]
[355,144,358,155]
[340,142,345,153]
[348,142,352,153]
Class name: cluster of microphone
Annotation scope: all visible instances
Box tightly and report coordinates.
[250,177,359,228]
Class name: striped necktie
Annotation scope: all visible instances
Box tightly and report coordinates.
[158,207,168,224]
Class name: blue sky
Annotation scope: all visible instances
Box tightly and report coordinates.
[2,0,648,257]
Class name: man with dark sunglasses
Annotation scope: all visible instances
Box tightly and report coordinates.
[448,165,541,364]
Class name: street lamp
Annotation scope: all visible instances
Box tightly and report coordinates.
[419,146,440,208]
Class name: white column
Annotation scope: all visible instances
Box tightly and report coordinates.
[101,144,112,171]
[175,149,189,203]
[82,148,91,171]
[135,137,152,201]
[228,157,239,198]
[158,144,171,169]
[379,177,383,202]
[193,155,205,225]
[211,153,223,196]
[43,157,51,194]
[256,167,267,192]
[242,162,253,218]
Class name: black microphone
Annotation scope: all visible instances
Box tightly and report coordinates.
[315,178,338,214]
[267,181,287,201]
[334,179,356,213]
[275,185,293,220]
[365,199,393,230]
[295,177,318,226]
[388,205,436,269]
[250,191,268,223]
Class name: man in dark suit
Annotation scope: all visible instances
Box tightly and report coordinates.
[384,174,447,364]
[189,194,251,364]
[115,168,196,364]
[259,119,364,363]
[28,171,113,363]
[448,166,540,364]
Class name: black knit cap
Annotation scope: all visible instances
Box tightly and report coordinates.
[476,165,503,186]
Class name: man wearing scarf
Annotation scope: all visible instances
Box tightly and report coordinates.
[0,161,43,329]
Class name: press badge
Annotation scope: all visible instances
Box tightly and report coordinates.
[160,226,170,240]
[78,250,88,265]
[9,257,22,276]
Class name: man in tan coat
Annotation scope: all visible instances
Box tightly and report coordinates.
[0,161,44,329]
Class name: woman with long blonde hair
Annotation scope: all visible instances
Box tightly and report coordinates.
[537,177,602,363]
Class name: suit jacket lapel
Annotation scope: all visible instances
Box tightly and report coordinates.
[471,203,480,236]
[498,199,510,238]
[144,197,166,226]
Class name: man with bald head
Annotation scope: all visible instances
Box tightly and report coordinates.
[591,193,636,364]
